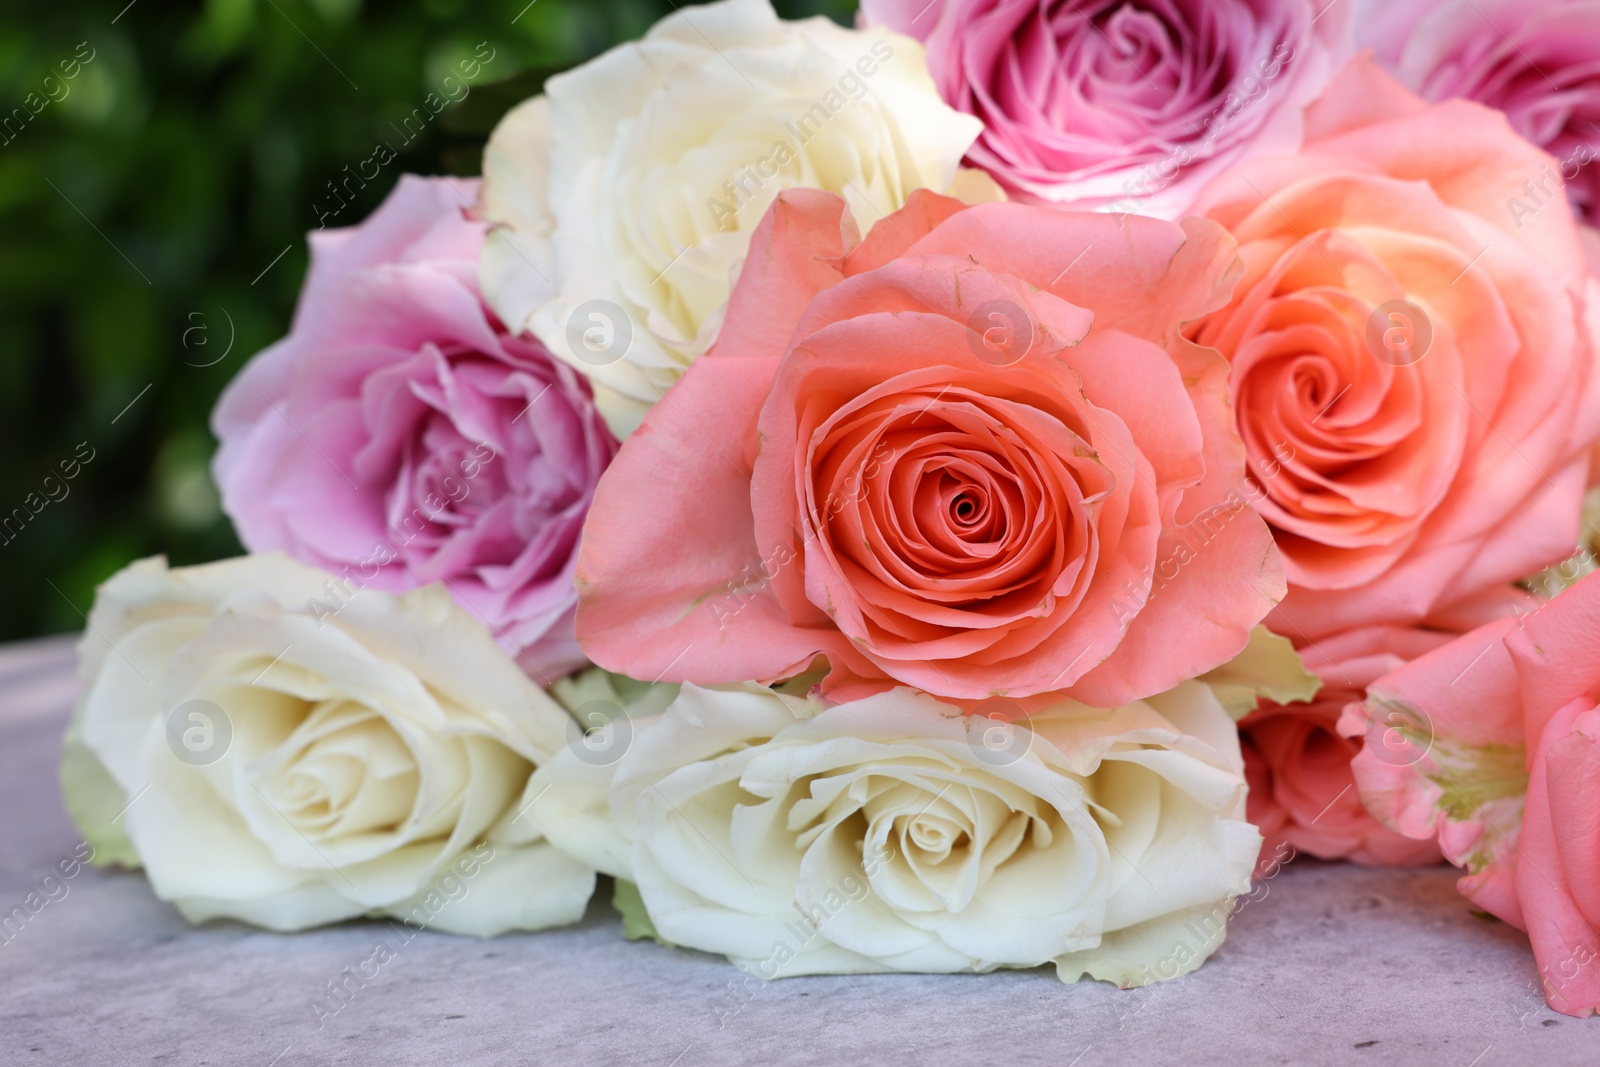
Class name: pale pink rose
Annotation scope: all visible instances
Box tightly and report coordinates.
[1241,626,1447,875]
[575,187,1284,708]
[1190,59,1600,641]
[1586,224,1600,277]
[858,0,1351,215]
[1340,570,1600,1017]
[212,176,618,680]
[1358,0,1600,223]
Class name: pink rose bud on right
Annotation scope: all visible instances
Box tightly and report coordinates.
[1340,569,1600,1018]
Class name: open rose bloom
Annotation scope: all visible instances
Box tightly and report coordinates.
[1341,570,1600,1017]
[523,679,1259,983]
[1189,61,1600,640]
[212,176,618,681]
[860,0,1350,214]
[575,187,1285,708]
[61,554,593,935]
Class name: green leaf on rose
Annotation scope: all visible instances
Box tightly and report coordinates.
[551,667,678,722]
[613,879,674,947]
[1198,625,1321,720]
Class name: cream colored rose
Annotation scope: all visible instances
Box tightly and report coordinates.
[522,680,1260,982]
[508,666,679,879]
[479,0,989,437]
[61,553,594,935]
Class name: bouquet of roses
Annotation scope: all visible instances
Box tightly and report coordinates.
[59,0,1600,1018]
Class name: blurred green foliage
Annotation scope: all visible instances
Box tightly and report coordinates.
[0,0,854,642]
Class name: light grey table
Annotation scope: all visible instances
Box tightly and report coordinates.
[0,634,1592,1066]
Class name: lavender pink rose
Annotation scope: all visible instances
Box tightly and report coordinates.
[212,175,618,680]
[1359,0,1600,223]
[859,0,1349,214]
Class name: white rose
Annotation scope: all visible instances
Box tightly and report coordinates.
[479,0,990,438]
[61,553,594,935]
[518,666,679,878]
[523,680,1260,982]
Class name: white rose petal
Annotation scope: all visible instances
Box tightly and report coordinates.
[480,0,985,438]
[530,680,1259,981]
[62,553,595,935]
[514,666,679,878]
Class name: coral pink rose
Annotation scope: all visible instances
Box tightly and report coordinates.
[1241,626,1447,875]
[1340,570,1600,1017]
[1358,0,1600,224]
[858,0,1350,215]
[212,176,618,680]
[575,187,1285,707]
[1189,60,1600,642]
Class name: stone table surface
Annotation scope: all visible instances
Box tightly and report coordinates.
[0,634,1593,1067]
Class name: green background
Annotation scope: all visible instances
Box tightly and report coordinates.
[0,0,854,642]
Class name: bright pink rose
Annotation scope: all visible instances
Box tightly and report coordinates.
[1190,60,1600,641]
[1340,570,1600,1017]
[1241,626,1447,876]
[212,176,618,680]
[858,0,1350,214]
[575,187,1285,707]
[1359,0,1600,223]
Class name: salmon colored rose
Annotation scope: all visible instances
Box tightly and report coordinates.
[1339,570,1600,1018]
[1241,625,1447,875]
[1190,60,1600,641]
[574,188,1285,707]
